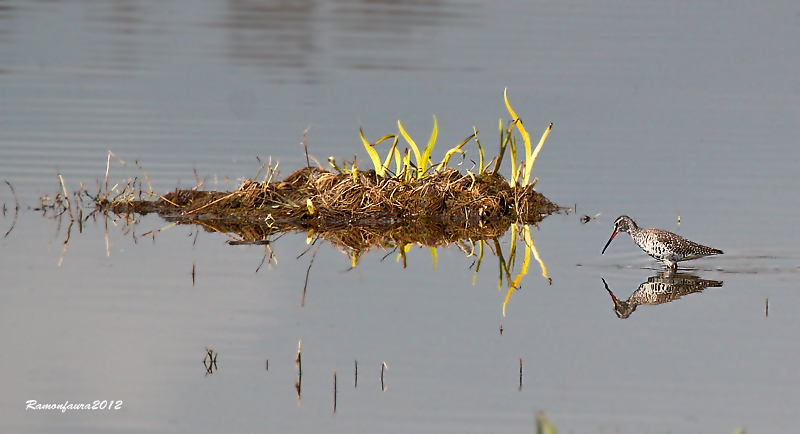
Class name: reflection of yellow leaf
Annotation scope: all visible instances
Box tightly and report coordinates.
[396,243,410,268]
[509,223,519,268]
[503,224,532,316]
[511,242,530,289]
[472,240,484,286]
[536,412,558,434]
[429,246,437,271]
[524,225,550,284]
[502,225,550,316]
[502,286,513,317]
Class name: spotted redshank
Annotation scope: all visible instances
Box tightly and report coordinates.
[601,215,723,269]
[602,273,722,318]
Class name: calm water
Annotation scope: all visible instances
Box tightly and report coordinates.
[2,1,799,433]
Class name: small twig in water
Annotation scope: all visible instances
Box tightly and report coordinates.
[381,362,387,391]
[333,370,337,414]
[58,173,73,220]
[301,245,321,307]
[303,126,312,168]
[3,181,19,238]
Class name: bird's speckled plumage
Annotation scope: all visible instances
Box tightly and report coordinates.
[602,272,723,318]
[602,215,723,268]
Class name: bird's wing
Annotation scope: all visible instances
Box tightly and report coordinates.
[655,232,685,251]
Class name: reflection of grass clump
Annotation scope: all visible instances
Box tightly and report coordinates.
[39,90,563,312]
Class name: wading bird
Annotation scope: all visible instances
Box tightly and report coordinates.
[602,215,722,269]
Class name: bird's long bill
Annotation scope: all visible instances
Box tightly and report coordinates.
[601,230,618,254]
[601,278,618,302]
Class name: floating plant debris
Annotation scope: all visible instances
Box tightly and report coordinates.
[37,90,564,314]
[91,90,562,242]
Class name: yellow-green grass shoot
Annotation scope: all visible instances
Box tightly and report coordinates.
[328,157,345,174]
[360,128,397,177]
[473,127,485,174]
[528,123,552,183]
[493,119,519,183]
[420,115,438,176]
[306,198,316,217]
[360,127,382,175]
[381,135,400,176]
[398,116,438,179]
[402,148,412,183]
[397,121,422,176]
[504,88,531,184]
[357,112,503,181]
[508,123,519,186]
[339,159,351,175]
[397,121,422,181]
[436,132,476,173]
[392,146,403,176]
[504,88,553,186]
[492,119,506,177]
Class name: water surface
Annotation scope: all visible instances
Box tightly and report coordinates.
[2,1,799,433]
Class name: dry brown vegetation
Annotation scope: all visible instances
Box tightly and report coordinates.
[95,90,563,254]
[37,91,563,305]
[102,166,558,226]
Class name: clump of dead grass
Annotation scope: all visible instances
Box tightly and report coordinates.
[45,89,564,267]
[127,165,558,225]
[100,89,561,226]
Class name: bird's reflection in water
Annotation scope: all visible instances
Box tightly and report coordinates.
[602,270,723,319]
